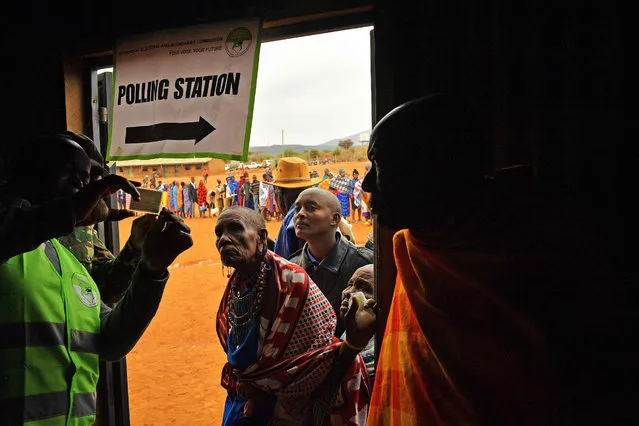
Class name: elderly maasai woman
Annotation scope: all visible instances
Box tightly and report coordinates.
[177,182,185,217]
[197,179,208,217]
[215,207,373,425]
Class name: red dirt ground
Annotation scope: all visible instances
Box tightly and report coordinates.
[119,161,371,425]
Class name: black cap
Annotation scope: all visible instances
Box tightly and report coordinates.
[58,131,110,178]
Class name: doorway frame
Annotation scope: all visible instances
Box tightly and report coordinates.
[79,8,381,425]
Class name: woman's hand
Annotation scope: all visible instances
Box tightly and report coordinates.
[344,296,377,350]
[238,382,268,417]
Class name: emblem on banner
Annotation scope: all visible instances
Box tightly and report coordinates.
[226,27,252,57]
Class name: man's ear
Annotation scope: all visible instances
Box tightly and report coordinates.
[331,213,341,226]
[259,228,268,243]
[266,237,275,251]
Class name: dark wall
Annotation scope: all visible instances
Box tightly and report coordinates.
[56,0,371,53]
[376,0,621,185]
[374,0,624,265]
[1,2,66,149]
[373,0,629,415]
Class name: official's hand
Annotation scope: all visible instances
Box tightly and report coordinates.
[140,208,193,273]
[107,209,136,222]
[73,175,141,226]
[75,201,136,226]
[344,296,377,350]
[128,214,157,251]
[74,199,108,226]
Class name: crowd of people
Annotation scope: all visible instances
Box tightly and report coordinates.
[0,93,622,426]
[132,160,375,233]
[123,169,212,219]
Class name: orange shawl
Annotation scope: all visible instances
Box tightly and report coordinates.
[368,229,562,425]
[177,186,184,207]
[368,169,617,425]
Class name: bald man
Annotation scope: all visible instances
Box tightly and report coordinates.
[289,188,373,337]
[0,134,193,425]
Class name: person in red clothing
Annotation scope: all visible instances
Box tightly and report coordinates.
[236,172,247,206]
[196,179,208,218]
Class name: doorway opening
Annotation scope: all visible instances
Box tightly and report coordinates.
[90,23,373,426]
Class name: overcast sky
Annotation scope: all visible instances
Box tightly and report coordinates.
[249,26,373,147]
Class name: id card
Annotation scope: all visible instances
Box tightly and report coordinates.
[129,188,163,215]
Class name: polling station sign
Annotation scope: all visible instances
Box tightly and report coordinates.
[107,19,261,161]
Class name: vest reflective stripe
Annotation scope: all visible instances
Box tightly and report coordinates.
[0,391,96,423]
[0,239,101,425]
[70,330,100,354]
[0,323,99,354]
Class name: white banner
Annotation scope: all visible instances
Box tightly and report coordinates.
[107,19,261,161]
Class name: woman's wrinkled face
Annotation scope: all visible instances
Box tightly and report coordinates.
[340,265,374,319]
[214,211,260,268]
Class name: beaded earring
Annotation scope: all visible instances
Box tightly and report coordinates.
[222,265,232,278]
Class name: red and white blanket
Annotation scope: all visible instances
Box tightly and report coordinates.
[217,252,370,425]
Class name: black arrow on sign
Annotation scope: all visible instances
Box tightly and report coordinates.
[125,117,216,145]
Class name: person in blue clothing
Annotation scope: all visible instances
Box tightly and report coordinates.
[329,168,351,219]
[349,169,363,223]
[271,157,322,259]
[227,174,239,206]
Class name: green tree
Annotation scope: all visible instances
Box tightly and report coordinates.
[338,139,354,150]
[309,149,320,160]
[247,152,261,163]
[282,148,298,157]
[333,148,341,157]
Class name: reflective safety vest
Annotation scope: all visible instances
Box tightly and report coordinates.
[0,239,101,425]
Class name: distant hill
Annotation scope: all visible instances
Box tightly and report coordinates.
[249,130,370,156]
[249,144,311,156]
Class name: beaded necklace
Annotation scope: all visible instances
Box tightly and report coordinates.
[227,260,270,348]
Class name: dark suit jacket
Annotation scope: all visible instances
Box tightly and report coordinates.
[288,236,373,337]
[187,183,197,202]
